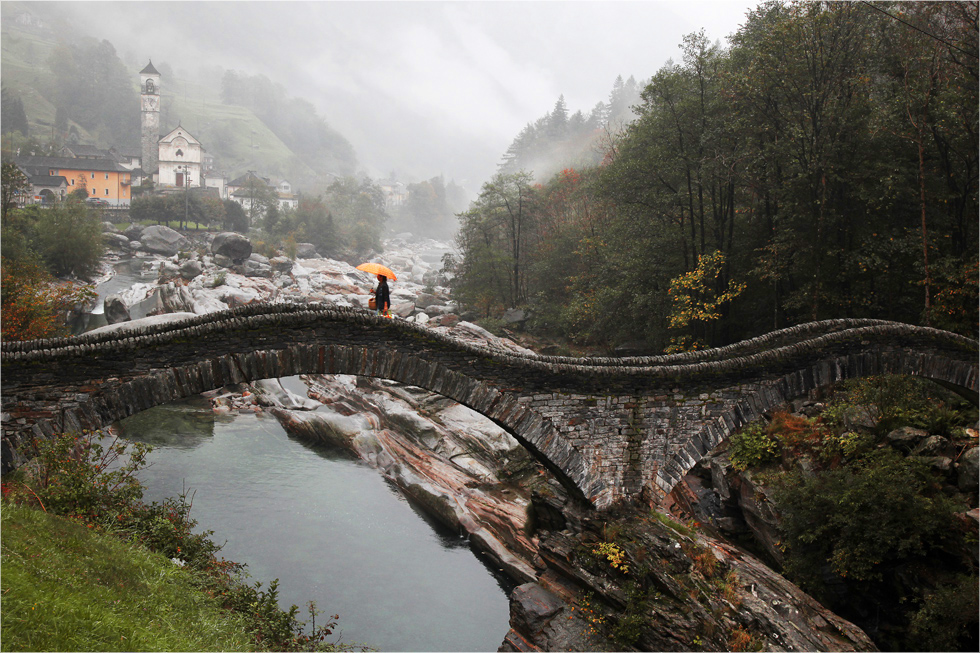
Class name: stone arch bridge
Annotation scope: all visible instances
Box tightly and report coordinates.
[2,304,976,509]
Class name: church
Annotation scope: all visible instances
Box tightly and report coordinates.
[140,60,204,189]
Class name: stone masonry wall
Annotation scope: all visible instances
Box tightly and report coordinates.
[2,303,977,508]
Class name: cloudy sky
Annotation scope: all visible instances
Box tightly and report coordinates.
[43,0,757,191]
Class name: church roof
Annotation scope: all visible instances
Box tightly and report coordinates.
[140,60,160,75]
[159,125,203,147]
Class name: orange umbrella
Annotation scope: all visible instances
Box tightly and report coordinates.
[355,262,397,281]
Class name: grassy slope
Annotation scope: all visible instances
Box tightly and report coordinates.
[1,502,253,652]
[1,16,315,182]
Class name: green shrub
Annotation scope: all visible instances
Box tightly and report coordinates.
[16,430,149,522]
[907,574,979,652]
[773,448,962,588]
[823,375,977,438]
[728,421,781,471]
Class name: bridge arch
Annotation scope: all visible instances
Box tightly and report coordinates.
[2,304,976,509]
[653,342,978,497]
[2,340,600,504]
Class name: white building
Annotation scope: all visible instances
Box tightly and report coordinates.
[157,125,204,188]
[205,174,228,199]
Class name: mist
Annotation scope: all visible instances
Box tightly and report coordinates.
[20,0,754,194]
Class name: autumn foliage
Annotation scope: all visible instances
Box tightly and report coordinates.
[1,256,95,341]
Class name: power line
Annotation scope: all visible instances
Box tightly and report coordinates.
[858,1,979,59]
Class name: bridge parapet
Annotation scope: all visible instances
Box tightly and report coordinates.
[2,303,976,508]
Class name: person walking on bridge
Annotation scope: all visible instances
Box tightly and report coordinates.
[374,274,391,317]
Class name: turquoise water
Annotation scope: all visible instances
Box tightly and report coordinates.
[117,396,514,652]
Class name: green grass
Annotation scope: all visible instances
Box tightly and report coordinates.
[1,502,254,652]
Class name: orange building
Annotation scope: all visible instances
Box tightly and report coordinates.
[13,156,133,206]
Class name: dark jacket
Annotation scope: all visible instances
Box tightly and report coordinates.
[374,278,390,312]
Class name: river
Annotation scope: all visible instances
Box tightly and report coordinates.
[116,388,514,652]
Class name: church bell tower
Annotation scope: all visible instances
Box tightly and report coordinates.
[139,60,161,176]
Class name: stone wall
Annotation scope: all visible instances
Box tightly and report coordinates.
[2,303,976,508]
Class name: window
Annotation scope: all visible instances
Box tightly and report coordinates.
[91,188,96,195]
[91,173,95,179]
[105,189,109,196]
[105,173,109,180]
[70,179,75,186]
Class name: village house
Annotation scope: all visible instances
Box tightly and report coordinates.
[227,171,297,211]
[14,155,133,206]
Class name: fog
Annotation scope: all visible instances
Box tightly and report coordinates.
[24,0,755,192]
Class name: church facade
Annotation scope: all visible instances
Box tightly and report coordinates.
[157,126,203,188]
[140,60,204,189]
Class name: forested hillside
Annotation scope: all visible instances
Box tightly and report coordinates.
[498,75,642,181]
[449,1,978,352]
[0,3,357,190]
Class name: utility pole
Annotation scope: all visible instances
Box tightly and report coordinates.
[181,164,189,231]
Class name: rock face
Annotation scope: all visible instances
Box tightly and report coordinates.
[501,512,877,653]
[210,232,252,263]
[236,358,877,653]
[103,294,131,325]
[140,225,191,256]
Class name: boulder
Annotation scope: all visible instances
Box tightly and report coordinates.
[123,224,144,240]
[296,242,318,258]
[248,253,270,265]
[270,256,294,274]
[957,446,978,492]
[210,232,252,263]
[179,259,203,281]
[415,292,442,310]
[213,253,236,269]
[912,435,950,457]
[101,221,119,233]
[103,294,131,325]
[104,233,130,250]
[886,426,929,452]
[140,225,191,256]
[391,301,415,318]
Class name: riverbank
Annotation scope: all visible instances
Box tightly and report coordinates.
[0,430,361,652]
[1,502,253,652]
